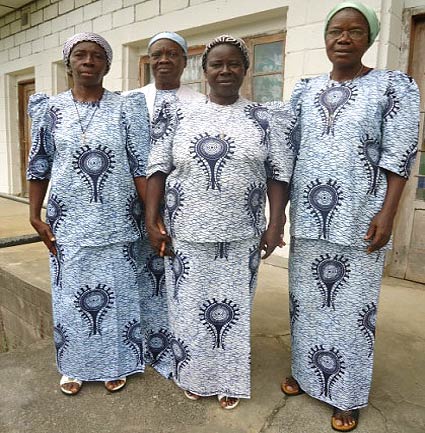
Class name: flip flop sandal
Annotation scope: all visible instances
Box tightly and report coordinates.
[184,390,202,401]
[104,377,127,393]
[331,407,359,432]
[60,375,83,395]
[281,377,304,396]
[217,394,240,410]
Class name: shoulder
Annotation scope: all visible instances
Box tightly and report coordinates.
[28,92,50,118]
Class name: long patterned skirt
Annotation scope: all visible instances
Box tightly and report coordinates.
[289,237,385,410]
[50,240,145,381]
[149,237,261,399]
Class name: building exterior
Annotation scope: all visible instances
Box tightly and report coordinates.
[0,0,424,281]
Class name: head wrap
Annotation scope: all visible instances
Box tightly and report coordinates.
[202,34,250,71]
[325,1,380,46]
[148,32,188,55]
[63,32,113,72]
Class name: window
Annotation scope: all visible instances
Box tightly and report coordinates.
[138,32,286,102]
[417,113,425,200]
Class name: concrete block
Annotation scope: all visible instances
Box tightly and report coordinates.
[83,0,101,20]
[37,0,51,9]
[4,12,15,25]
[113,6,135,27]
[25,26,39,42]
[0,25,10,39]
[44,3,59,21]
[160,0,188,13]
[135,0,159,21]
[286,0,308,27]
[10,20,21,35]
[51,14,67,31]
[0,17,5,27]
[8,46,20,60]
[3,36,14,50]
[14,31,26,46]
[286,24,324,53]
[44,33,59,49]
[59,0,75,15]
[31,10,43,26]
[31,2,38,12]
[59,27,76,45]
[66,8,83,27]
[124,0,145,5]
[190,0,211,5]
[38,20,52,37]
[75,20,93,34]
[283,51,304,79]
[20,42,32,57]
[102,0,123,14]
[75,0,93,7]
[93,13,112,32]
[304,48,331,75]
[31,38,44,53]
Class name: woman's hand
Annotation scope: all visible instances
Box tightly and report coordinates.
[260,223,283,259]
[30,217,57,255]
[364,209,394,254]
[146,216,172,257]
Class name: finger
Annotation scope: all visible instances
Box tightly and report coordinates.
[159,241,166,257]
[364,223,376,240]
[157,220,167,235]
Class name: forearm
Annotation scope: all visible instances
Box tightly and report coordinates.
[267,179,289,226]
[134,176,147,204]
[381,170,407,217]
[145,172,166,227]
[29,180,49,222]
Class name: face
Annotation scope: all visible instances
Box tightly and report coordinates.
[325,8,369,69]
[149,39,187,87]
[204,44,246,101]
[68,41,108,85]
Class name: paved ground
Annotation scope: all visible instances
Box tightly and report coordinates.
[0,196,424,433]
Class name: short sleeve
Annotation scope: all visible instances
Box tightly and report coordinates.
[266,101,295,183]
[122,92,151,177]
[379,71,420,179]
[26,93,54,181]
[146,101,178,177]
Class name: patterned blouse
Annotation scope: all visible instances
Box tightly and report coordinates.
[147,97,294,243]
[289,69,420,248]
[27,90,151,246]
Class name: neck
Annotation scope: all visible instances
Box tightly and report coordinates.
[208,93,239,106]
[155,80,180,90]
[330,63,365,82]
[72,84,104,102]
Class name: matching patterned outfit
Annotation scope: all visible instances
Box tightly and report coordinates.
[288,69,419,410]
[27,89,151,381]
[147,97,294,398]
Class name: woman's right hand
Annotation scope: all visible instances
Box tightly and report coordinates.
[146,217,172,257]
[30,218,57,255]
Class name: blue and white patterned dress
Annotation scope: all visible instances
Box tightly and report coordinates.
[27,89,151,381]
[146,97,294,398]
[288,70,419,410]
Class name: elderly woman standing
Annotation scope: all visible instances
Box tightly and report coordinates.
[27,33,150,395]
[280,2,419,431]
[146,35,293,409]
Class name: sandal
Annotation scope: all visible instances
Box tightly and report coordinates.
[281,376,304,396]
[184,390,202,401]
[217,394,240,410]
[104,377,127,392]
[60,375,83,395]
[331,407,359,432]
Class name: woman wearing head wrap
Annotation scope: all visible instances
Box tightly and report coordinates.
[145,34,294,409]
[280,2,419,431]
[27,33,151,395]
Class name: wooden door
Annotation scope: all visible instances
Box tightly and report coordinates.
[389,15,425,283]
[18,79,35,197]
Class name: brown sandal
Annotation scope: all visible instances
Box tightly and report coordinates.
[331,407,359,432]
[281,376,304,396]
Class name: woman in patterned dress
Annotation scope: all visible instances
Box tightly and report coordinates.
[145,35,294,409]
[27,33,150,395]
[280,2,419,431]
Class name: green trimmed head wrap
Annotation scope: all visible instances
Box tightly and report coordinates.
[325,1,380,46]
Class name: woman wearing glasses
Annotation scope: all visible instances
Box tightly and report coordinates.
[280,2,419,431]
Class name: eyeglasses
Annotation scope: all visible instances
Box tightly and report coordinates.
[326,29,367,41]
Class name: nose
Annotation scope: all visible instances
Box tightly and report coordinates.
[336,31,352,43]
[219,63,231,74]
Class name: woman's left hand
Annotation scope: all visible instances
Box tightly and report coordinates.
[260,224,283,259]
[364,209,394,253]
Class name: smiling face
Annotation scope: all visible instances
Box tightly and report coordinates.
[204,43,246,104]
[325,8,370,70]
[149,39,187,89]
[68,41,108,86]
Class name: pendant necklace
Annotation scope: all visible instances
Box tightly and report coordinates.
[72,92,102,144]
[329,64,364,86]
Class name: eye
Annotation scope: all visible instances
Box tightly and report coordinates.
[326,29,342,38]
[150,52,161,60]
[168,52,179,59]
[349,29,366,39]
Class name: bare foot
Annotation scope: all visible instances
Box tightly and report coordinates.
[104,378,126,392]
[281,376,303,396]
[331,408,359,432]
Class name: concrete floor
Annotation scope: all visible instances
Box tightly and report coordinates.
[0,197,424,433]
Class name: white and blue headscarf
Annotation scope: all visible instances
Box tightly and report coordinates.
[148,32,188,55]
